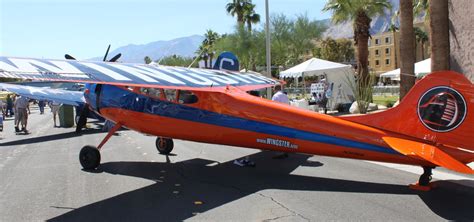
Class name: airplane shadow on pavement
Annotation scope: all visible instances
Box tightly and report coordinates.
[47,152,474,221]
[0,127,128,146]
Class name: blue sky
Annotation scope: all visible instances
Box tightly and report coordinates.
[1,0,331,59]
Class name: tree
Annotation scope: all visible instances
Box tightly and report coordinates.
[203,29,220,67]
[289,14,326,64]
[399,0,416,100]
[388,9,399,69]
[159,55,196,67]
[323,0,391,92]
[215,13,326,71]
[270,14,293,67]
[414,0,430,19]
[226,0,251,24]
[243,3,260,31]
[429,0,449,72]
[414,27,429,60]
[144,56,152,64]
[318,38,354,63]
[195,45,210,68]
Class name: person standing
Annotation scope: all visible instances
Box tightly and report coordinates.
[6,94,14,117]
[319,79,331,114]
[271,85,289,105]
[38,100,45,114]
[14,95,29,133]
[0,99,5,120]
[271,84,290,159]
[50,101,61,127]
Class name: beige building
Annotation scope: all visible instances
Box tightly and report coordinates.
[367,22,430,76]
[368,31,400,75]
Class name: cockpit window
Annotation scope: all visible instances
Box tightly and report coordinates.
[164,89,177,102]
[178,90,198,104]
[139,87,163,99]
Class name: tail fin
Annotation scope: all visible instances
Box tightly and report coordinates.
[212,51,239,71]
[342,71,474,154]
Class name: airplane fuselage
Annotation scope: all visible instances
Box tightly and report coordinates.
[84,84,444,167]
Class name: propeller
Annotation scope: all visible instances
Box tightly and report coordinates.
[65,54,76,60]
[64,44,122,133]
[108,53,122,62]
[65,44,121,63]
[69,44,121,133]
[103,44,111,61]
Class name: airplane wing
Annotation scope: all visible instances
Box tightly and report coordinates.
[0,83,85,106]
[0,56,279,91]
[382,137,474,174]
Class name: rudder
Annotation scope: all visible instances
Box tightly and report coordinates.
[342,71,474,154]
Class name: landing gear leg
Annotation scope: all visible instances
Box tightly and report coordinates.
[409,166,434,191]
[79,122,122,170]
[156,137,174,155]
[419,166,433,186]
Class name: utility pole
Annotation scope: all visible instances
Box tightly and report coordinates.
[265,0,272,99]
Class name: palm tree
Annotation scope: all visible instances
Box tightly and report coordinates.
[388,10,399,69]
[243,3,260,31]
[203,30,220,67]
[429,0,449,71]
[323,0,391,92]
[226,0,251,24]
[196,45,209,68]
[414,0,430,19]
[414,27,429,60]
[399,0,416,100]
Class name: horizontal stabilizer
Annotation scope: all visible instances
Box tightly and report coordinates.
[383,137,474,174]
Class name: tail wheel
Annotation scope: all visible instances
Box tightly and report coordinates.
[156,137,174,154]
[79,145,101,170]
[418,166,434,186]
[418,174,432,186]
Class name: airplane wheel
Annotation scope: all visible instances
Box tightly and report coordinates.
[79,145,101,170]
[418,174,432,186]
[156,137,173,154]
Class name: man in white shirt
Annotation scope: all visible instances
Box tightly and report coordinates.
[271,85,290,159]
[271,85,289,104]
[14,95,29,133]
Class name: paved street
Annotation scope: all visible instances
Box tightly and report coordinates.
[1,106,473,221]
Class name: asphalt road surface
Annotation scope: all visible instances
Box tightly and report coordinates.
[1,106,473,221]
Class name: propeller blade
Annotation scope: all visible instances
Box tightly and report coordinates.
[108,53,122,62]
[75,104,90,134]
[65,54,77,60]
[103,44,111,62]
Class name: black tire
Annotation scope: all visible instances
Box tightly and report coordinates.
[79,145,101,170]
[418,174,432,186]
[156,137,174,154]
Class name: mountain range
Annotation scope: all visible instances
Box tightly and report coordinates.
[94,35,204,63]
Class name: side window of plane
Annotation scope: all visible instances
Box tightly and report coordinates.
[164,89,177,102]
[147,88,162,98]
[139,87,164,99]
[178,90,198,104]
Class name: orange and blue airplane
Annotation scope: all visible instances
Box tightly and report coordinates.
[0,56,473,190]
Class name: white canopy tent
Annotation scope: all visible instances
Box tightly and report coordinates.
[280,58,356,108]
[379,58,431,81]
